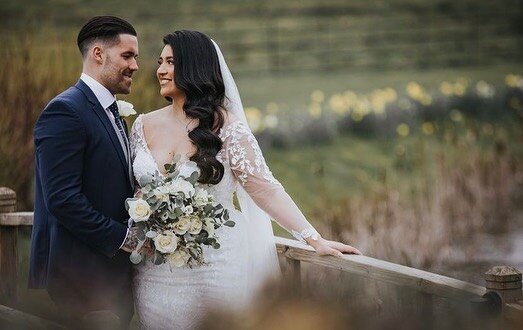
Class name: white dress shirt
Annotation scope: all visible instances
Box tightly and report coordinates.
[80,73,130,161]
[80,72,132,249]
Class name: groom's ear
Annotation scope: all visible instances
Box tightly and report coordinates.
[92,45,104,64]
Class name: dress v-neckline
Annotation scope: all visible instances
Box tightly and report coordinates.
[136,114,233,176]
[138,115,189,176]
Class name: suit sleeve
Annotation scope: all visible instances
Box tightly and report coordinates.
[34,99,128,257]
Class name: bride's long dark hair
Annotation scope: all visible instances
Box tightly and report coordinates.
[163,30,226,184]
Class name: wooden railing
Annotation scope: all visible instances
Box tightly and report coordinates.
[0,186,522,328]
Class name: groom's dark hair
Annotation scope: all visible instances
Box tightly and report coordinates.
[77,16,137,57]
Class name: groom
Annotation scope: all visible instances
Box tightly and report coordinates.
[29,16,139,327]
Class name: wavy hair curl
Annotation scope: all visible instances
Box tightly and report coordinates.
[163,30,225,184]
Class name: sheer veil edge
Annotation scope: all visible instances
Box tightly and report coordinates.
[211,39,281,301]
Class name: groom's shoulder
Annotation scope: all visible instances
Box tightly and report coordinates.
[44,85,86,113]
[35,86,89,130]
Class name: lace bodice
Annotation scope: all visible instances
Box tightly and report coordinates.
[129,114,319,243]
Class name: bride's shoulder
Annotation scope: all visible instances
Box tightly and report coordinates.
[140,106,170,125]
[221,111,244,129]
[219,111,251,141]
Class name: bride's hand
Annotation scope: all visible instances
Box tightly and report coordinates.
[307,237,362,257]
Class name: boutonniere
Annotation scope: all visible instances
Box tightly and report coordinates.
[117,100,137,117]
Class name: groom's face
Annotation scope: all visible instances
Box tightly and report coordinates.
[100,34,139,95]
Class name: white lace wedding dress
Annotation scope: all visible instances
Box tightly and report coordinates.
[129,114,320,329]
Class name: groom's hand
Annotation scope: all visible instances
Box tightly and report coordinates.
[121,226,140,253]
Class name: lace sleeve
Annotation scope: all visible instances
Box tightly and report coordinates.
[221,121,320,243]
[129,114,145,162]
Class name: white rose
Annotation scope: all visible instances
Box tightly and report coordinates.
[153,231,179,254]
[153,185,170,202]
[169,178,195,198]
[178,161,200,178]
[127,198,151,222]
[204,217,215,237]
[168,249,190,268]
[173,215,192,235]
[193,188,210,207]
[116,100,137,117]
[188,217,203,235]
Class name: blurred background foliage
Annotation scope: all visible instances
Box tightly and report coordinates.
[1,0,523,324]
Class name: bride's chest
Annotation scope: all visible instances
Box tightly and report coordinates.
[147,138,196,166]
[133,147,237,200]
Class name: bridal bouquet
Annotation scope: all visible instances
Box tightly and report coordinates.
[125,155,234,268]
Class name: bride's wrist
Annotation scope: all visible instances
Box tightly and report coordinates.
[305,235,323,248]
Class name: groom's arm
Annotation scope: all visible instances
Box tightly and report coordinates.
[35,99,128,258]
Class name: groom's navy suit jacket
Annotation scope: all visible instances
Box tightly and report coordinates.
[29,79,134,320]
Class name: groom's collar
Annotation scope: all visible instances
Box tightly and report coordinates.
[79,73,116,110]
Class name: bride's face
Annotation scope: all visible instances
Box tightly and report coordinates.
[157,45,182,99]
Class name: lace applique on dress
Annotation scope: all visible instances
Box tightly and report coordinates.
[219,121,281,187]
[291,228,320,244]
[129,114,148,161]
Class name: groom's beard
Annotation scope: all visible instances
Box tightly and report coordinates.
[102,61,135,95]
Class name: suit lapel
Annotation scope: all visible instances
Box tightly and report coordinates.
[75,80,131,187]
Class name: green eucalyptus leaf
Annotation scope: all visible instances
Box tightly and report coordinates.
[154,251,165,265]
[130,251,142,264]
[136,227,146,241]
[175,198,184,208]
[168,210,177,218]
[139,174,153,187]
[146,230,157,238]
[223,221,235,227]
[188,249,199,259]
[136,221,146,231]
[195,237,205,244]
[173,208,183,217]
[187,172,199,185]
[150,203,159,212]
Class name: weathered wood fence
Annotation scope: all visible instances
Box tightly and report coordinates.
[0,186,522,328]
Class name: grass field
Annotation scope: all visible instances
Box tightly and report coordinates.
[2,0,521,76]
[237,63,523,111]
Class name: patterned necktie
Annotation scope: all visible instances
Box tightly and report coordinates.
[107,101,129,150]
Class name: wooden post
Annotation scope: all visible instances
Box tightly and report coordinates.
[419,292,434,327]
[482,266,523,328]
[278,246,302,294]
[0,187,18,305]
[485,266,522,304]
[285,257,301,293]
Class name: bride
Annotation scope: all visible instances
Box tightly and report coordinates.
[129,30,361,329]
